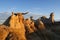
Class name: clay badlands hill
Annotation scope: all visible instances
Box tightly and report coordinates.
[0,12,60,40]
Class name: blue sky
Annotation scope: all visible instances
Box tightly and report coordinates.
[0,0,60,20]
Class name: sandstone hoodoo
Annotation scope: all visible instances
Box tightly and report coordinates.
[0,12,60,40]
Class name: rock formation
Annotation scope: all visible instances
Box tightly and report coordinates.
[38,19,45,30]
[49,12,54,23]
[35,19,45,30]
[2,12,28,40]
[9,12,26,40]
[40,12,54,24]
[0,25,9,40]
[0,12,60,40]
[24,18,34,33]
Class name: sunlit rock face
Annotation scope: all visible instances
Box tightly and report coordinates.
[9,12,26,40]
[0,25,9,40]
[36,19,45,30]
[38,21,45,30]
[9,12,16,28]
[1,12,28,40]
[30,21,37,31]
[0,12,60,40]
[49,12,54,23]
[24,18,34,33]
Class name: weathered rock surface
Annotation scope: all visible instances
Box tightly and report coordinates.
[0,12,60,40]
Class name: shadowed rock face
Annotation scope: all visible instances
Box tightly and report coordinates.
[3,16,11,26]
[3,12,28,26]
[0,12,60,40]
[40,12,54,24]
